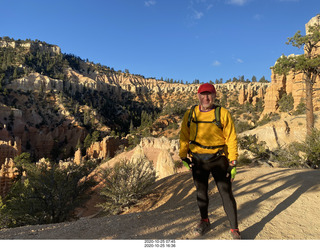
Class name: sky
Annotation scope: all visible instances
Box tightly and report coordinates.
[1,0,320,84]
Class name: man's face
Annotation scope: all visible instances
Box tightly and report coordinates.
[197,91,216,110]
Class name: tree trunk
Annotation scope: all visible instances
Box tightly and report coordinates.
[305,77,314,135]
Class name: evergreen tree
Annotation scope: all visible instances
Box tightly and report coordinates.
[252,75,257,82]
[193,79,200,84]
[272,15,320,135]
[0,156,97,228]
[91,130,100,143]
[259,76,266,82]
[129,119,134,134]
[279,93,294,113]
[76,138,83,150]
[83,133,92,149]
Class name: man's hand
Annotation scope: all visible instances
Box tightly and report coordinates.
[227,160,237,182]
[181,157,193,170]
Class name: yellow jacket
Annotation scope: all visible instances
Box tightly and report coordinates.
[179,105,238,161]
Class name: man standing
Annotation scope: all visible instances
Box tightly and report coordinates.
[179,83,240,239]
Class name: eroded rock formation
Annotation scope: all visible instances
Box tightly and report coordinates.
[263,15,320,117]
[235,82,268,105]
[0,158,18,198]
[86,136,129,160]
[0,138,21,166]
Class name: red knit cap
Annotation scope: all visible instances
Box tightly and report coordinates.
[198,83,216,94]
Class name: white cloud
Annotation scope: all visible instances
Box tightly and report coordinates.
[212,60,221,66]
[253,14,262,20]
[231,56,244,63]
[193,10,204,19]
[188,0,209,21]
[144,0,156,7]
[207,4,214,10]
[226,0,249,6]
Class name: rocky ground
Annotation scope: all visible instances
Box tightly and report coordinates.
[0,166,320,241]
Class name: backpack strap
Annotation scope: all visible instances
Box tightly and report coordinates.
[214,106,223,129]
[187,105,223,130]
[187,105,197,128]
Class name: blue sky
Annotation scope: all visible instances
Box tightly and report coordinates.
[1,0,319,83]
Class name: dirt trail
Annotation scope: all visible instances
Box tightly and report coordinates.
[0,167,320,240]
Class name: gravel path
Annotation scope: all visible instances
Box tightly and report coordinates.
[1,167,320,240]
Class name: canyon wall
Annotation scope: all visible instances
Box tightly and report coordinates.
[0,39,61,55]
[2,14,320,196]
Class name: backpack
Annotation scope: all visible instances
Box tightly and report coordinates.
[186,105,225,150]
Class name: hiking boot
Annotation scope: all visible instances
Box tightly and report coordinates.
[194,219,211,235]
[230,229,241,239]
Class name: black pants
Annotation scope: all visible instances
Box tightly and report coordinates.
[191,154,238,229]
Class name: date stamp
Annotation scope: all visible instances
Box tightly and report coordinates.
[144,240,176,248]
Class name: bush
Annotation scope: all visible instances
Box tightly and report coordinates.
[0,156,98,228]
[98,158,157,215]
[278,93,294,113]
[293,100,306,115]
[174,160,183,170]
[272,129,320,169]
[257,113,280,126]
[272,142,305,168]
[235,121,252,133]
[127,135,141,150]
[239,135,270,160]
[237,153,252,165]
[161,98,195,118]
[303,128,320,168]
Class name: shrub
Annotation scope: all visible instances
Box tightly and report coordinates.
[174,160,183,170]
[161,97,195,118]
[278,93,294,113]
[257,113,280,126]
[127,135,141,150]
[293,100,306,115]
[235,121,252,134]
[239,135,270,160]
[272,129,320,169]
[98,158,157,215]
[272,142,305,168]
[237,153,252,165]
[0,196,10,228]
[303,128,320,168]
[0,157,98,228]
